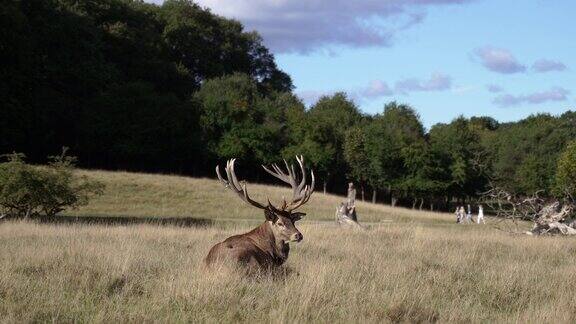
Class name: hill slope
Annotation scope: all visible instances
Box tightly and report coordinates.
[70,169,452,224]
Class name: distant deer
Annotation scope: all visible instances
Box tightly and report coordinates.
[205,156,314,270]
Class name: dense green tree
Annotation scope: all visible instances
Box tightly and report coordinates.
[284,93,362,193]
[554,140,576,199]
[2,0,576,210]
[343,122,373,201]
[482,113,576,195]
[397,142,449,210]
[0,0,292,176]
[194,73,299,177]
[367,102,426,205]
[429,117,489,203]
[196,74,271,165]
[159,0,291,92]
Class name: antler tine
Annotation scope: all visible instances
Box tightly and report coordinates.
[262,163,287,183]
[291,170,315,210]
[296,155,307,193]
[228,159,242,190]
[285,159,297,184]
[304,170,315,201]
[216,164,227,187]
[216,159,267,210]
[261,155,315,212]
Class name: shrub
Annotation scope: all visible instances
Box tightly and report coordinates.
[0,149,104,219]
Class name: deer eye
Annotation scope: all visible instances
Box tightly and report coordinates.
[277,222,285,227]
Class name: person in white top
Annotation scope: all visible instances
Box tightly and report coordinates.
[477,205,485,224]
[459,206,466,224]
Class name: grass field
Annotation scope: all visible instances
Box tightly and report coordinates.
[2,170,576,323]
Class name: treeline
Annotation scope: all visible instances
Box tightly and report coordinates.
[1,0,575,210]
[1,0,291,172]
[341,107,576,209]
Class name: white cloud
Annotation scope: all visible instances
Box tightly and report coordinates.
[192,0,473,53]
[473,46,526,74]
[493,87,570,107]
[395,73,452,94]
[532,59,567,73]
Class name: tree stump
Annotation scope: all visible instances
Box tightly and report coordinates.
[335,183,362,228]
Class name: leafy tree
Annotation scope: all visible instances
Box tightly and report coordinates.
[344,123,372,201]
[0,0,291,176]
[365,102,426,205]
[159,0,291,92]
[398,142,449,209]
[554,140,576,199]
[195,73,291,177]
[284,93,362,193]
[483,113,576,195]
[429,116,489,203]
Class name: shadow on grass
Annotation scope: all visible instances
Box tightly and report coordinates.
[36,215,215,227]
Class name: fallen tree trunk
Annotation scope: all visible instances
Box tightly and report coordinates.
[528,222,576,235]
[528,203,575,235]
[483,186,575,236]
[335,202,363,229]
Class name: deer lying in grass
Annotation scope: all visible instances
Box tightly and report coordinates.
[205,156,314,271]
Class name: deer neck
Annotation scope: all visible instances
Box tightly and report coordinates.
[251,222,290,264]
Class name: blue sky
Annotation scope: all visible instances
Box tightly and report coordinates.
[150,0,575,128]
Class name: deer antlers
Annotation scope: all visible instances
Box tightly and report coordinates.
[216,156,315,212]
[262,155,315,211]
[216,159,268,210]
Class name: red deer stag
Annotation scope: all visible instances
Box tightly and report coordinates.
[205,156,314,270]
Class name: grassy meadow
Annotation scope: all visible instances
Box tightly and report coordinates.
[2,170,576,323]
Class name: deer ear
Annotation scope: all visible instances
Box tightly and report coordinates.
[264,209,278,222]
[291,212,306,221]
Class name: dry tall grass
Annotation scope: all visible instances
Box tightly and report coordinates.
[69,170,449,224]
[2,170,574,323]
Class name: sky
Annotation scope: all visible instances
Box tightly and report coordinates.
[148,0,576,128]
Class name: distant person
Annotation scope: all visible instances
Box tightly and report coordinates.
[477,205,485,224]
[459,206,466,224]
[466,204,472,223]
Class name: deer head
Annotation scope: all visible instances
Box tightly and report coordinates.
[216,156,315,242]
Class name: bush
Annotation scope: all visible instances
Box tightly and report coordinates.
[0,149,104,219]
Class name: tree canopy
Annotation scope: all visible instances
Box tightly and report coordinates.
[2,0,575,210]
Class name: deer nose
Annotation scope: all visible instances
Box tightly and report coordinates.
[294,233,303,242]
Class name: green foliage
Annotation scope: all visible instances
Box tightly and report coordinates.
[429,116,489,199]
[483,113,576,195]
[1,0,574,209]
[343,126,371,186]
[361,103,427,192]
[397,143,448,200]
[1,0,291,173]
[195,73,291,168]
[554,141,576,199]
[284,93,362,190]
[0,150,104,218]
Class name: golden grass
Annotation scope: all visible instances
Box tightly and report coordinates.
[69,169,451,224]
[2,169,574,323]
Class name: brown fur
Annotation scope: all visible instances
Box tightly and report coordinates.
[208,156,313,271]
[205,211,304,270]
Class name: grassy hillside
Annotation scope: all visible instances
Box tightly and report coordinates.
[4,170,574,323]
[68,169,452,225]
